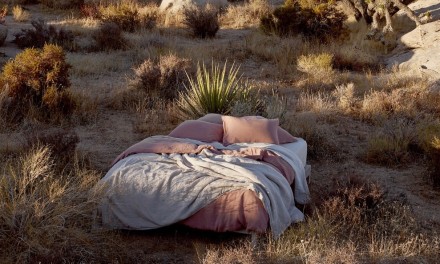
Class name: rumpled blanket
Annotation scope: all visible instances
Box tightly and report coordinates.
[99,136,309,237]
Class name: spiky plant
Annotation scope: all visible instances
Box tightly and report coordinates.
[177,61,253,119]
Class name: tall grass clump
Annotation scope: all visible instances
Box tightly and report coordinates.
[221,0,272,29]
[12,5,30,22]
[0,146,120,262]
[0,44,75,123]
[183,5,220,38]
[92,22,127,51]
[177,61,255,119]
[364,118,416,166]
[417,120,440,187]
[260,0,346,41]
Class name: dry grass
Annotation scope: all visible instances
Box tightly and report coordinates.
[220,0,272,29]
[2,2,440,262]
[0,146,122,263]
[12,5,30,22]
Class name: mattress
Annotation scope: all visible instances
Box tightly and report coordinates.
[281,138,307,167]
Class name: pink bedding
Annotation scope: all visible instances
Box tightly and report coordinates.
[111,136,296,234]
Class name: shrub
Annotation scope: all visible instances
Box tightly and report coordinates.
[12,5,30,22]
[40,0,85,9]
[417,120,440,187]
[0,5,7,24]
[297,52,334,76]
[183,5,220,38]
[0,146,122,262]
[0,44,75,122]
[132,54,192,100]
[364,118,416,166]
[25,128,79,170]
[260,0,346,41]
[13,19,76,51]
[92,22,127,51]
[177,61,253,119]
[100,2,140,32]
[80,3,101,19]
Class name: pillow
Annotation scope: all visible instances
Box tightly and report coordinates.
[169,120,223,142]
[222,116,279,145]
[198,113,223,124]
[242,116,297,144]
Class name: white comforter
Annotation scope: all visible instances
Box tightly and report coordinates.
[98,138,310,237]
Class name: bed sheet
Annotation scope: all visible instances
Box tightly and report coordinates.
[281,138,307,167]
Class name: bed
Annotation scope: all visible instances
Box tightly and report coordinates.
[97,115,311,237]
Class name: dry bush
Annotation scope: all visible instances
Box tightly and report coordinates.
[332,82,355,113]
[297,52,334,79]
[360,89,417,123]
[264,176,439,263]
[364,118,417,166]
[202,243,256,264]
[183,5,220,38]
[244,32,305,76]
[285,112,338,161]
[297,91,335,114]
[80,3,101,19]
[99,1,157,32]
[25,128,79,170]
[260,0,347,41]
[417,119,440,187]
[0,6,7,24]
[13,19,76,51]
[220,0,272,29]
[92,21,127,51]
[0,146,122,262]
[40,0,85,9]
[132,54,192,100]
[132,98,177,136]
[12,5,30,22]
[0,44,75,124]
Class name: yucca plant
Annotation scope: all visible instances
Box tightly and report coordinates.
[177,61,253,119]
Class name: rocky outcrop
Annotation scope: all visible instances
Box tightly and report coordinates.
[387,21,440,81]
[159,0,228,13]
[0,24,7,46]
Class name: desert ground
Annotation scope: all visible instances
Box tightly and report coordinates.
[0,0,439,263]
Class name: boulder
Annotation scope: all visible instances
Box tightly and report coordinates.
[386,21,440,81]
[159,0,228,13]
[0,24,7,46]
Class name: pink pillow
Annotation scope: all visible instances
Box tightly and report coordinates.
[222,116,279,145]
[198,113,223,124]
[242,116,297,144]
[169,120,223,142]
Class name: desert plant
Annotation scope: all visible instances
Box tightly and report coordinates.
[0,146,122,262]
[99,2,140,32]
[80,3,101,19]
[13,19,75,51]
[0,44,75,122]
[297,52,334,77]
[364,118,417,166]
[92,22,127,51]
[221,0,272,29]
[40,0,85,9]
[0,5,7,24]
[12,5,30,22]
[177,61,253,119]
[132,54,192,100]
[183,5,220,38]
[260,0,347,41]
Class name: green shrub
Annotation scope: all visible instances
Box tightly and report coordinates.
[0,44,75,122]
[13,19,75,51]
[177,61,253,119]
[183,5,220,38]
[132,54,192,100]
[260,0,346,41]
[92,22,127,51]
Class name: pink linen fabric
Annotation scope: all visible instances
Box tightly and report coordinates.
[242,116,297,144]
[169,120,223,143]
[197,113,223,124]
[222,116,280,145]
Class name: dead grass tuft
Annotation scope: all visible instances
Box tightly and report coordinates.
[12,5,30,22]
[221,0,272,29]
